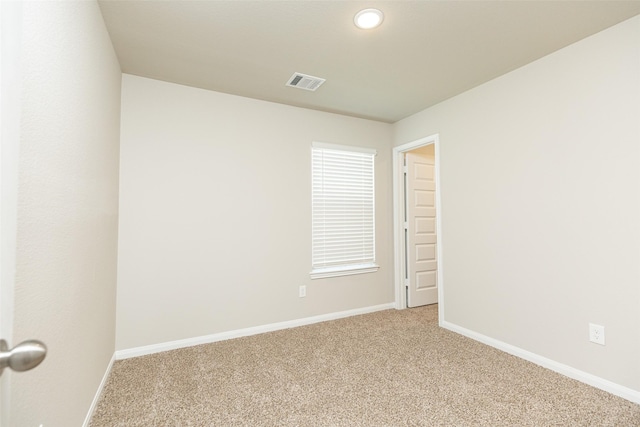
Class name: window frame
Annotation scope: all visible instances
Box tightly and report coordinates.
[310,142,379,279]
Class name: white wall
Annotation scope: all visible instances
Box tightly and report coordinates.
[116,75,393,351]
[8,2,121,426]
[394,16,640,392]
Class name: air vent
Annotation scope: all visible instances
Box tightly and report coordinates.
[286,72,326,91]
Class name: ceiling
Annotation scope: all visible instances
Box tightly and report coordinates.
[98,1,640,123]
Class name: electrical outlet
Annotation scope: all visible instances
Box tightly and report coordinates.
[299,285,306,298]
[589,323,605,345]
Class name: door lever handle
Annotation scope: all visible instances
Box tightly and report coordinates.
[0,339,47,376]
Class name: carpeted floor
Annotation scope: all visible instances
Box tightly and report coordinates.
[90,305,640,426]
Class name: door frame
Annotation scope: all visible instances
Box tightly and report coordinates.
[392,134,444,323]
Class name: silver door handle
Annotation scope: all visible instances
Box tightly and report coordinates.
[0,339,47,376]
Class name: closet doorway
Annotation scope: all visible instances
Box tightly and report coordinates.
[393,135,444,321]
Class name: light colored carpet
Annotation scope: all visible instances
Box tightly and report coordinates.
[90,305,640,426]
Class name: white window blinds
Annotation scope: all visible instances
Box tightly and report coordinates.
[311,142,378,279]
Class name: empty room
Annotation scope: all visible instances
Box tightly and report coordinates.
[1,1,639,426]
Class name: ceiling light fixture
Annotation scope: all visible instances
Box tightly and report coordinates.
[354,9,384,30]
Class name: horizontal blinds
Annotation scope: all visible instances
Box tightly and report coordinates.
[312,146,375,269]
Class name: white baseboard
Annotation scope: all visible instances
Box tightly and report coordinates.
[116,303,395,360]
[83,352,116,427]
[441,320,640,405]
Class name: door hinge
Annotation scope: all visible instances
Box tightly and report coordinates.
[403,221,408,230]
[403,165,408,173]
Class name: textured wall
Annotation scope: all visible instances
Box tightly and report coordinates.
[116,75,393,351]
[394,16,640,391]
[9,2,121,425]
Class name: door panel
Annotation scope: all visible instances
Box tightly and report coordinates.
[415,270,437,289]
[416,244,436,261]
[415,189,435,207]
[406,149,438,307]
[415,217,436,235]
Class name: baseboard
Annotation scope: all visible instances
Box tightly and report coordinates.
[83,352,116,427]
[441,320,640,404]
[116,303,395,360]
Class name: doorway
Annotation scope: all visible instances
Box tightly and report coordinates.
[393,135,444,322]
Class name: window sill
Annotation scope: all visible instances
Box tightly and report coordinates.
[310,263,379,279]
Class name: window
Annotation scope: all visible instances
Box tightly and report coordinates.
[311,142,378,279]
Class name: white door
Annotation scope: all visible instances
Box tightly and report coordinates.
[1,2,7,421]
[1,4,47,424]
[406,149,438,307]
[1,3,11,421]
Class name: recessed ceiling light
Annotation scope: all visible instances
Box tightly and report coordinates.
[354,9,384,30]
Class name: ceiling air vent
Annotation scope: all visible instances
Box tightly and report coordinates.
[286,72,326,92]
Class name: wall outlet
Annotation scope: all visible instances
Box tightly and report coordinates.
[589,323,605,345]
[299,285,306,298]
